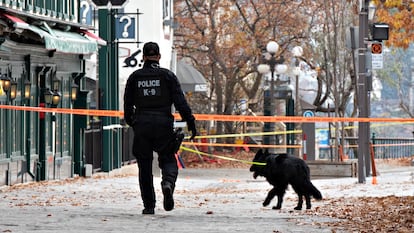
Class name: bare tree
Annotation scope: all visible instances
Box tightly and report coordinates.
[174,0,359,158]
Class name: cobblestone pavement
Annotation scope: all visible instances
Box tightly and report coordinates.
[1,165,413,233]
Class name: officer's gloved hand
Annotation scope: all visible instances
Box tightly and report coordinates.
[125,116,136,127]
[187,120,197,140]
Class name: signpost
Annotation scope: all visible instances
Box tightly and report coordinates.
[94,0,130,172]
[92,0,139,172]
[302,109,315,160]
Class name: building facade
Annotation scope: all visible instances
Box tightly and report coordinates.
[0,0,103,185]
[0,0,183,186]
[118,0,175,111]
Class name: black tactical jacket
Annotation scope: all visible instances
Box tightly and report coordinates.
[123,60,194,126]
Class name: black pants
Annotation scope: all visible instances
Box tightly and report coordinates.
[132,114,178,209]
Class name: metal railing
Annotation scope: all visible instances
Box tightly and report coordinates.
[336,135,414,160]
[371,135,414,159]
[84,121,135,172]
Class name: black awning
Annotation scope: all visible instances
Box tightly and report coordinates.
[176,60,207,92]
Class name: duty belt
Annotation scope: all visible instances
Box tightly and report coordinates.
[138,110,170,116]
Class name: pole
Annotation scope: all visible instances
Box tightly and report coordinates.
[294,66,300,157]
[98,7,121,171]
[111,13,121,170]
[52,112,56,179]
[269,68,276,152]
[6,96,11,184]
[295,74,299,115]
[24,55,35,179]
[261,48,286,154]
[263,62,276,152]
[99,8,113,172]
[303,133,307,160]
[357,0,370,183]
[39,99,46,180]
[286,97,295,154]
[73,91,88,176]
[38,66,51,181]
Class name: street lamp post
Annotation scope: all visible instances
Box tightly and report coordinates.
[258,41,303,154]
[292,46,303,115]
[275,84,294,154]
[23,77,34,179]
[258,41,288,153]
[38,66,50,181]
[50,81,61,180]
[291,46,304,155]
[1,74,17,185]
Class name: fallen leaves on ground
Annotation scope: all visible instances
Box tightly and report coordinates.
[181,154,414,232]
[302,196,414,232]
[181,150,253,169]
[1,154,413,233]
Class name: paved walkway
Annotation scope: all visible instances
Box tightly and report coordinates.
[1,164,413,233]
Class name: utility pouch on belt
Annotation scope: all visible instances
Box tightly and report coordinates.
[171,128,185,154]
[160,128,184,154]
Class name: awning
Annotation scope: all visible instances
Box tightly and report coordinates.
[176,60,208,92]
[79,29,107,46]
[0,12,29,30]
[0,12,101,54]
[44,26,98,54]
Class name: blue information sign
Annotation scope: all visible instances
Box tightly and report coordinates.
[80,0,94,26]
[115,15,136,40]
[303,110,315,117]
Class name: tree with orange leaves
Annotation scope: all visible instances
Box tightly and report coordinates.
[372,0,414,49]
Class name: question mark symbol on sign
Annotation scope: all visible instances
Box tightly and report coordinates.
[80,0,89,24]
[120,16,132,38]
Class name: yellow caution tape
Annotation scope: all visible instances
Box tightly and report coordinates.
[180,146,266,166]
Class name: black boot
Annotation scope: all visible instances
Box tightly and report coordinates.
[162,182,174,211]
[142,208,155,215]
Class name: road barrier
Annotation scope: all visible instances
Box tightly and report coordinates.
[1,105,413,167]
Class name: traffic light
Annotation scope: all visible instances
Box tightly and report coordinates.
[370,23,389,41]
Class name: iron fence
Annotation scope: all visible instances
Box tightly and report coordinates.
[339,135,414,160]
[371,135,414,159]
[84,121,135,172]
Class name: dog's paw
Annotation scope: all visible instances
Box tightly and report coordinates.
[262,201,270,207]
[272,206,281,210]
[294,206,302,210]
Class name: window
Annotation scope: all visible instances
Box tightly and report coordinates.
[163,0,171,20]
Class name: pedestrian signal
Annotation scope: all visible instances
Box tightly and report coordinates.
[371,43,382,54]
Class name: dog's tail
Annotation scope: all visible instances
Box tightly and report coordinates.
[305,181,322,200]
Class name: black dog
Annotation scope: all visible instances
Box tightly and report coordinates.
[250,149,322,210]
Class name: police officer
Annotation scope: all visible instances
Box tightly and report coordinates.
[123,42,197,215]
